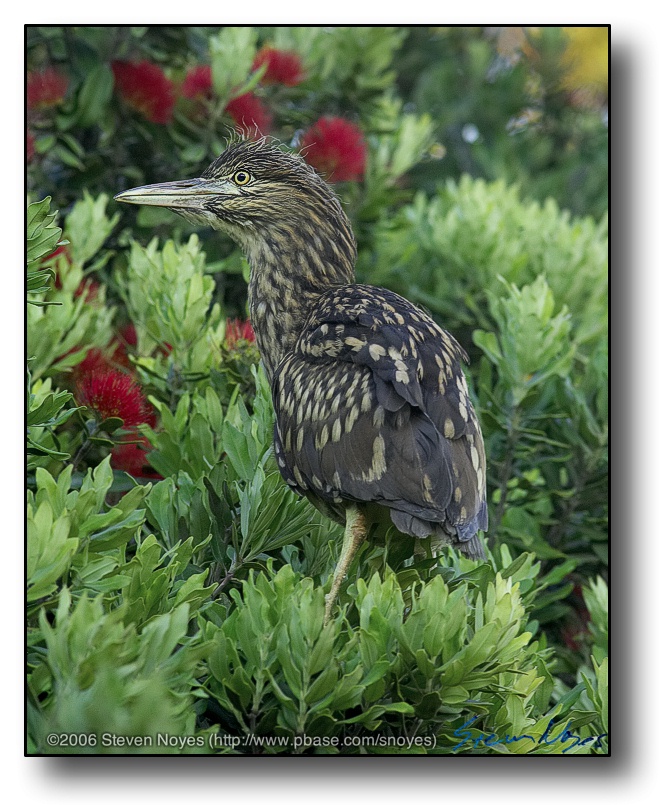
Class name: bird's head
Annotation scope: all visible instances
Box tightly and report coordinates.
[114,138,356,262]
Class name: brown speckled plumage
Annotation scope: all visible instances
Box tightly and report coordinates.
[115,138,488,619]
[273,283,488,557]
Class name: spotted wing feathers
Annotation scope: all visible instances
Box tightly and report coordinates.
[271,285,488,556]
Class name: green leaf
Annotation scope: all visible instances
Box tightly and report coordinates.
[64,191,119,265]
[98,417,124,434]
[28,388,75,428]
[75,63,114,127]
[27,267,55,294]
[222,421,253,480]
[210,27,258,100]
[27,502,78,601]
[27,198,62,268]
[27,436,70,460]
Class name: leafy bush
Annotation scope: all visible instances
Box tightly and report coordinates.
[26,26,608,755]
[359,175,608,655]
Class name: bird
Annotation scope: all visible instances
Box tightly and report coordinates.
[115,138,488,623]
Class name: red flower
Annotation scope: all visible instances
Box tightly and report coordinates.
[111,60,175,124]
[66,329,140,381]
[111,436,161,478]
[76,369,152,427]
[27,131,36,161]
[73,348,112,378]
[225,93,272,137]
[301,117,367,182]
[253,47,304,87]
[225,318,255,348]
[27,67,69,109]
[181,65,213,100]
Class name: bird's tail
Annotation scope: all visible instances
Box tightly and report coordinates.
[390,509,486,560]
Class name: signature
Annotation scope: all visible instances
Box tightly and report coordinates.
[453,715,608,754]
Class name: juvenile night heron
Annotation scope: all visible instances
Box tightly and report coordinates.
[115,139,488,623]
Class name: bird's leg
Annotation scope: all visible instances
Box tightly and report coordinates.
[324,506,368,625]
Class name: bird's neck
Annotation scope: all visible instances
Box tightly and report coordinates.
[246,221,356,380]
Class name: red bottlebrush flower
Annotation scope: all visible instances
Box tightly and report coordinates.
[225,318,255,348]
[111,60,175,124]
[112,436,161,478]
[66,341,135,381]
[253,47,304,87]
[225,93,272,137]
[27,67,69,109]
[181,65,213,100]
[73,348,113,379]
[301,116,367,182]
[27,131,36,161]
[76,369,152,427]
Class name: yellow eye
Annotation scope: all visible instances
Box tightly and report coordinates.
[232,170,252,186]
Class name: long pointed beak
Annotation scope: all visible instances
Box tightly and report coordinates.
[114,178,216,210]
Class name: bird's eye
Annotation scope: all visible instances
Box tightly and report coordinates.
[232,170,252,186]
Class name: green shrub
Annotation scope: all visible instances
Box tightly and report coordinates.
[26,187,608,754]
[26,26,607,755]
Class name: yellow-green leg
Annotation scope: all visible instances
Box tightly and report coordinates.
[324,506,367,625]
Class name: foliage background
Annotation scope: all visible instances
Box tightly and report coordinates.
[26,25,608,755]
